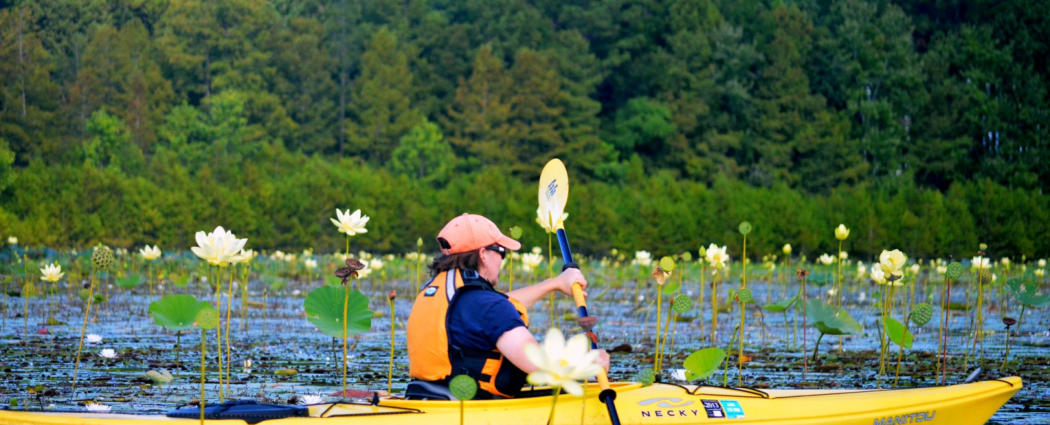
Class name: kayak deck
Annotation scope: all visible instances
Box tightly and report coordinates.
[0,377,1022,425]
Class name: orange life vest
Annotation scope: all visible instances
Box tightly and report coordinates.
[406,268,530,398]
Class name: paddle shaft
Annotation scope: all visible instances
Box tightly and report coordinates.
[554,228,621,425]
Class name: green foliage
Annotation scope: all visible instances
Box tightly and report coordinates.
[1007,278,1050,308]
[632,368,655,387]
[671,294,691,314]
[884,317,913,349]
[116,273,143,289]
[303,285,372,338]
[805,299,862,336]
[0,1,1048,258]
[194,305,219,330]
[683,347,726,381]
[149,294,211,332]
[762,295,798,313]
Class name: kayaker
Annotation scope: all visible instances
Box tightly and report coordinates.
[406,213,610,399]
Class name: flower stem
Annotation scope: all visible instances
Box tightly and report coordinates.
[546,386,561,425]
[342,284,350,396]
[388,295,395,395]
[73,270,96,389]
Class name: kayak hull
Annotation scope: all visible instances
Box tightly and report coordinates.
[0,377,1022,425]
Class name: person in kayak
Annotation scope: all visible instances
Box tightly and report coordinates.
[406,213,610,399]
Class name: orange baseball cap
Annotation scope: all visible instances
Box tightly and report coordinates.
[436,213,521,255]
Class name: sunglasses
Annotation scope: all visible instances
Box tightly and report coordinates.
[485,245,507,259]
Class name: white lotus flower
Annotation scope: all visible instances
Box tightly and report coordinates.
[85,334,102,344]
[971,256,991,270]
[705,244,729,270]
[936,265,947,274]
[632,251,652,267]
[6,236,16,245]
[834,224,850,240]
[818,254,835,265]
[1035,269,1045,277]
[231,249,254,264]
[368,258,384,270]
[536,206,568,234]
[330,208,369,236]
[1038,259,1046,268]
[191,226,247,267]
[139,245,162,261]
[1000,257,1010,267]
[870,265,886,285]
[782,244,791,255]
[304,258,317,269]
[879,249,908,278]
[524,328,603,396]
[39,263,64,282]
[84,402,111,412]
[99,348,117,359]
[299,394,323,405]
[520,252,544,272]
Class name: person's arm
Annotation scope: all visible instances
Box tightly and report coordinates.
[496,326,611,374]
[506,268,587,309]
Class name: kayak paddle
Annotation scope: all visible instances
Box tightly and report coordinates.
[538,158,621,425]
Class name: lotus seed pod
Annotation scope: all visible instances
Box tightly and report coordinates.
[91,245,114,270]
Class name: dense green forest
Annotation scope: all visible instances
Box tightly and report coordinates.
[0,0,1047,259]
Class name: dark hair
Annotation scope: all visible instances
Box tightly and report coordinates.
[428,251,480,277]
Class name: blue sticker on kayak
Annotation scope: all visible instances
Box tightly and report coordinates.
[720,400,744,419]
[423,286,437,296]
[701,400,724,418]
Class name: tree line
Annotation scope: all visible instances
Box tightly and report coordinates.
[0,0,1047,257]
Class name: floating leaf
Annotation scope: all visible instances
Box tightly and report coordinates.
[116,273,143,289]
[683,348,725,381]
[885,317,913,349]
[304,285,372,338]
[945,262,964,280]
[150,295,211,332]
[910,303,934,326]
[449,375,477,401]
[194,306,219,330]
[738,221,752,235]
[632,368,655,386]
[672,294,691,314]
[274,368,298,377]
[762,295,798,313]
[659,256,676,273]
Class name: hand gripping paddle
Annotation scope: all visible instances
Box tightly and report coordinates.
[538,158,621,425]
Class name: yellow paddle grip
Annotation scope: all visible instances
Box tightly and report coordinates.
[571,282,587,308]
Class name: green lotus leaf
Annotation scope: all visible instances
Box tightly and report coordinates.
[806,299,861,335]
[149,295,211,332]
[172,274,190,287]
[659,256,676,273]
[304,285,372,338]
[885,317,913,349]
[672,294,692,314]
[449,375,477,401]
[632,368,655,387]
[910,303,934,326]
[195,305,219,330]
[661,280,680,295]
[762,295,798,313]
[683,347,726,381]
[738,221,752,235]
[116,273,143,289]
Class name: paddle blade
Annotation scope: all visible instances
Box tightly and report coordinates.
[538,158,569,231]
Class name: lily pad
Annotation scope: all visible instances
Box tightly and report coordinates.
[116,273,143,289]
[304,285,372,338]
[762,295,798,313]
[683,347,725,381]
[149,295,211,332]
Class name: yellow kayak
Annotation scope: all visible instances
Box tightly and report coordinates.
[0,377,1021,425]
